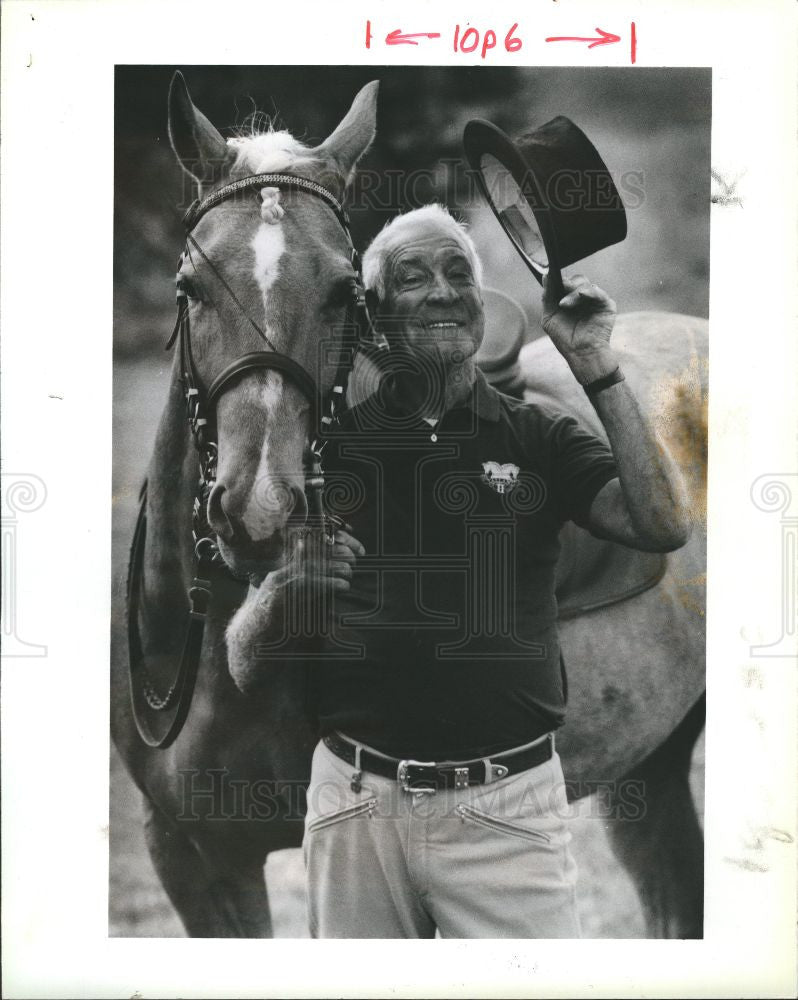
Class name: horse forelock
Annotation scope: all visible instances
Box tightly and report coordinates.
[227,131,319,178]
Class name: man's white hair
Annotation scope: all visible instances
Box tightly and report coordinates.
[362,204,483,299]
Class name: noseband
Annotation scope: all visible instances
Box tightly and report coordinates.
[127,172,369,748]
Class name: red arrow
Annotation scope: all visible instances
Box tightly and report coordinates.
[545,27,621,49]
[385,28,441,46]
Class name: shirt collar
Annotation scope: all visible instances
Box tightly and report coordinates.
[466,367,502,422]
[379,366,502,423]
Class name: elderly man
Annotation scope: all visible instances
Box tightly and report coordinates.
[239,204,690,938]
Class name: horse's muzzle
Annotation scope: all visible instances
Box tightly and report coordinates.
[207,481,307,576]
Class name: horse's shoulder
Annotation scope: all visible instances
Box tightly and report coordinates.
[521,310,707,371]
[519,310,708,528]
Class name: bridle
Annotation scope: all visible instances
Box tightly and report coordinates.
[127,172,370,749]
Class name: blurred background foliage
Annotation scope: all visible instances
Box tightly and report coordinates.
[114,66,710,357]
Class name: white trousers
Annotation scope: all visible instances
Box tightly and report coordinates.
[302,736,581,938]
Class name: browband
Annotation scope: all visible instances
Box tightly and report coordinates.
[183,173,349,232]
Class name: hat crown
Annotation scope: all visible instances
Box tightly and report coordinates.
[463,116,627,280]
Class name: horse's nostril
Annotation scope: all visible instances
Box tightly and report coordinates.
[207,483,235,543]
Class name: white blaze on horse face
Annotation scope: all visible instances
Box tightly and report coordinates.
[241,219,306,539]
[241,371,283,534]
[251,220,286,300]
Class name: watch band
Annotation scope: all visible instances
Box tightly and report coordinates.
[583,366,625,399]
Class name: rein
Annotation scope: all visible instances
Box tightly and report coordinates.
[127,172,370,749]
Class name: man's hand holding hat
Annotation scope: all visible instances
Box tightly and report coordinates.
[541,273,619,386]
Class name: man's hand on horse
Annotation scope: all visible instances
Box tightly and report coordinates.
[541,274,618,386]
[226,527,366,693]
[276,527,365,597]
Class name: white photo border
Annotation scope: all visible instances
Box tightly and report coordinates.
[1,1,796,997]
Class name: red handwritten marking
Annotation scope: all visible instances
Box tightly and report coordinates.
[545,27,621,49]
[385,28,442,46]
[460,26,479,52]
[631,21,637,64]
[505,23,522,52]
[453,23,520,57]
[480,29,497,58]
[366,19,522,58]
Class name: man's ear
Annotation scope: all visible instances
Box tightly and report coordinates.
[365,289,381,320]
[168,71,230,185]
[365,289,396,349]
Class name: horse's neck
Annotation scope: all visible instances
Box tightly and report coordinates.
[141,355,197,633]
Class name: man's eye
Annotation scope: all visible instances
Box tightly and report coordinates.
[400,271,424,287]
[448,268,472,282]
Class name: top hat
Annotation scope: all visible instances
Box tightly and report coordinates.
[463,116,627,299]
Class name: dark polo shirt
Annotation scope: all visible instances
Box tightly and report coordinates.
[313,368,617,759]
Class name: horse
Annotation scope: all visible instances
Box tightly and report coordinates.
[111,74,706,939]
[519,313,707,938]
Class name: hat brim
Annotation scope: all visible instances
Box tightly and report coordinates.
[464,118,563,293]
[474,287,527,373]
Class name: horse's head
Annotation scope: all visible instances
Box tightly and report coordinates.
[168,73,377,577]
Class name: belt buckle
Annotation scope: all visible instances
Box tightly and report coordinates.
[397,759,438,794]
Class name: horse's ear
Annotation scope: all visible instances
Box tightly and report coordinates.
[168,71,230,185]
[314,80,379,188]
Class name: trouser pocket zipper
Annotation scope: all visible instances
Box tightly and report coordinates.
[307,797,377,833]
[456,803,551,844]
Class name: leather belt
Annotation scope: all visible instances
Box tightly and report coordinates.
[323,731,554,793]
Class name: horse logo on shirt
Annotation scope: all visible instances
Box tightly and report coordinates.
[481,461,520,494]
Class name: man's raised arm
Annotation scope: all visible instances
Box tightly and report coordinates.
[541,274,692,552]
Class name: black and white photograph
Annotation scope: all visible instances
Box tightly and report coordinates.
[2,2,796,996]
[111,64,709,940]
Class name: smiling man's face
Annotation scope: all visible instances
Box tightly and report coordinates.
[376,222,485,365]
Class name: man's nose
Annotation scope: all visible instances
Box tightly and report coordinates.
[427,274,458,302]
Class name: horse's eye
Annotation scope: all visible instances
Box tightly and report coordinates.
[324,277,357,311]
[177,274,202,301]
